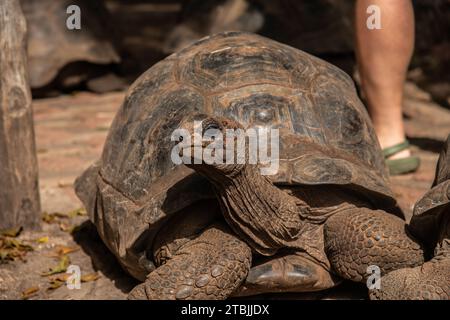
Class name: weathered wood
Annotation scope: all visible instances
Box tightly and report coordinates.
[0,0,41,229]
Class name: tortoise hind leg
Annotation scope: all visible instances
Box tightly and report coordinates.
[128,223,252,300]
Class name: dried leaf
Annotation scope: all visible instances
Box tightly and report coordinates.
[47,272,100,290]
[42,212,70,224]
[2,238,34,251]
[0,236,33,264]
[59,222,72,232]
[36,236,49,243]
[41,255,70,276]
[52,212,69,218]
[47,274,69,291]
[42,212,56,224]
[0,249,13,263]
[21,286,39,299]
[51,273,70,282]
[42,209,87,230]
[0,248,29,263]
[47,279,65,291]
[55,245,79,256]
[58,223,82,234]
[81,273,100,282]
[46,245,79,258]
[67,208,87,218]
[0,226,23,237]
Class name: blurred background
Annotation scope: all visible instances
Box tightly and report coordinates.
[24,0,449,108]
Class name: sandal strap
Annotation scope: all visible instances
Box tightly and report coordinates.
[386,156,420,175]
[382,140,410,158]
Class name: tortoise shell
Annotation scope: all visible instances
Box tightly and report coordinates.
[75,32,397,280]
[410,134,450,247]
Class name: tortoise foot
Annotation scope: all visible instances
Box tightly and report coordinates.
[369,253,450,300]
[128,224,252,300]
[234,253,339,296]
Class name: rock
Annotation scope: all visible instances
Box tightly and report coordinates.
[86,73,127,93]
[21,0,120,89]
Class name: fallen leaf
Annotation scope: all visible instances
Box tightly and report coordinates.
[46,271,98,291]
[46,245,79,258]
[42,212,56,224]
[47,274,70,291]
[41,255,70,276]
[36,236,49,243]
[81,273,100,282]
[0,249,13,263]
[58,223,82,234]
[21,286,39,299]
[67,208,87,218]
[52,212,69,218]
[51,273,70,282]
[42,212,70,224]
[0,236,34,264]
[2,238,34,251]
[47,279,65,290]
[0,248,29,263]
[59,222,72,232]
[55,245,79,256]
[0,226,23,237]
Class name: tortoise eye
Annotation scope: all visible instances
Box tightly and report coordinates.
[204,123,220,132]
[203,122,221,140]
[178,136,183,142]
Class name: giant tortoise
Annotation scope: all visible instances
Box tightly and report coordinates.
[75,32,449,299]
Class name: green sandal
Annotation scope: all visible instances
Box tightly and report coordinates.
[383,140,420,175]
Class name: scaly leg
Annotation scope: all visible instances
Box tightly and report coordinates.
[128,223,252,300]
[324,207,424,283]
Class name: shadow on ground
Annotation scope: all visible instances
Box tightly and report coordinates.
[72,221,138,294]
[409,137,444,154]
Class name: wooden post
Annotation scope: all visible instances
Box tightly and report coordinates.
[0,0,41,229]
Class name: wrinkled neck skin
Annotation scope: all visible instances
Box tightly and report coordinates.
[194,163,310,255]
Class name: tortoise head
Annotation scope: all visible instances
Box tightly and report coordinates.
[173,113,249,179]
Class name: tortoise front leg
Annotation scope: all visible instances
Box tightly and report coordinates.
[322,206,450,299]
[128,223,252,300]
[324,206,424,282]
